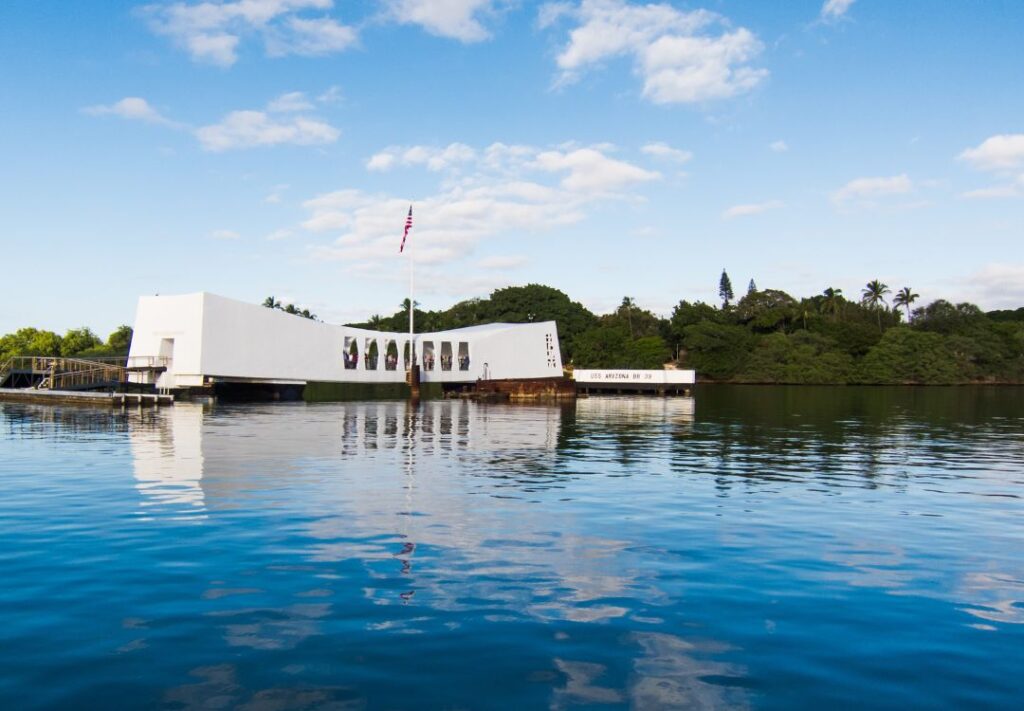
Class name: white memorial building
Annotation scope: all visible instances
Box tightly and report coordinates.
[128,292,563,392]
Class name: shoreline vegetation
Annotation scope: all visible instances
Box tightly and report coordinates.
[4,276,1023,386]
[344,275,1024,386]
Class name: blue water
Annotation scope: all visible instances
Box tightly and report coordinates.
[1,387,1023,709]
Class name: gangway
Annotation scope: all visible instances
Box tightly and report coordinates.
[0,356,128,391]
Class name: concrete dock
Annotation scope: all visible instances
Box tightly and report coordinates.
[0,389,173,408]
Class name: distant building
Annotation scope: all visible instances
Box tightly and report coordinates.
[128,292,563,394]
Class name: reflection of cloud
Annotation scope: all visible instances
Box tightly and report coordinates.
[163,664,363,710]
[629,632,748,710]
[211,602,331,650]
[819,542,916,592]
[959,572,1024,625]
[552,659,624,707]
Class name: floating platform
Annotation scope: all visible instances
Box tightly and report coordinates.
[572,369,695,396]
[0,388,173,408]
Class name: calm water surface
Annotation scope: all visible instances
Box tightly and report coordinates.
[1,386,1023,709]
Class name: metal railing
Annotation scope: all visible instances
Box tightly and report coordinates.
[126,355,170,370]
[1,356,128,391]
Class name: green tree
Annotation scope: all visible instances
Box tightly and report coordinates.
[821,287,844,321]
[107,325,133,354]
[735,289,796,332]
[682,321,754,380]
[628,336,671,369]
[814,319,882,357]
[0,328,63,360]
[719,269,734,308]
[574,327,671,369]
[861,280,891,332]
[572,326,632,368]
[892,287,919,322]
[262,296,281,309]
[747,279,757,295]
[738,331,854,384]
[858,328,958,384]
[485,284,598,362]
[620,296,636,338]
[60,327,101,357]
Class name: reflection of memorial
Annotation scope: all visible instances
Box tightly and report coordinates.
[124,399,747,705]
[130,404,206,516]
[338,400,564,455]
[123,402,655,623]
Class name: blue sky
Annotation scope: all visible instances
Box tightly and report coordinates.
[1,0,1022,335]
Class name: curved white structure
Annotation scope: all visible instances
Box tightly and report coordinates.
[128,292,563,390]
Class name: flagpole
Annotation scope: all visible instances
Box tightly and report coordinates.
[408,206,414,368]
[405,218,409,364]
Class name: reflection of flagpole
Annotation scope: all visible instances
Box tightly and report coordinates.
[404,205,415,368]
[397,401,417,601]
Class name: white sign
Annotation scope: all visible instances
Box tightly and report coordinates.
[572,369,695,384]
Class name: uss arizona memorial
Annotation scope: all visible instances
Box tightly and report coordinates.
[128,292,565,393]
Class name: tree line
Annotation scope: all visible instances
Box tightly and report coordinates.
[350,277,1024,384]
[5,278,1021,385]
[0,325,133,362]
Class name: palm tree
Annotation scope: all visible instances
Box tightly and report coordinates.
[861,280,891,332]
[262,296,282,309]
[822,287,843,321]
[621,296,636,338]
[892,287,919,323]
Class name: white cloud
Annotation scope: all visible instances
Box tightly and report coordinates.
[366,152,397,171]
[317,85,343,103]
[831,174,912,206]
[722,200,783,219]
[81,97,179,127]
[958,134,1024,172]
[960,185,1019,200]
[478,255,528,269]
[302,210,353,232]
[369,141,659,193]
[533,147,660,192]
[769,139,788,152]
[543,0,767,105]
[300,140,661,282]
[266,228,294,240]
[196,110,339,151]
[267,91,314,112]
[383,0,498,42]
[366,143,478,172]
[211,229,241,240]
[264,183,290,203]
[266,16,357,56]
[820,0,855,22]
[958,135,1024,198]
[641,141,692,163]
[958,263,1024,309]
[140,0,356,67]
[84,93,339,152]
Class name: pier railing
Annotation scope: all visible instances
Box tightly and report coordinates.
[126,356,170,370]
[0,356,128,391]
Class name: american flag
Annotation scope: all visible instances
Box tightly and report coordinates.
[399,205,413,253]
